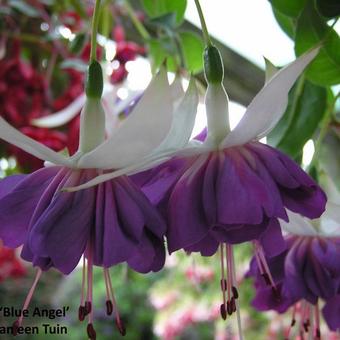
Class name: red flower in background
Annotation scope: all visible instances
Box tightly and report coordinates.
[0,41,48,127]
[111,25,145,84]
[0,245,26,282]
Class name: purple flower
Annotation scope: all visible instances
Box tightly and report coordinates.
[0,67,178,338]
[56,48,322,333]
[247,210,340,337]
[0,166,166,336]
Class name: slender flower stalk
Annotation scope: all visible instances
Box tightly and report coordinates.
[90,0,102,62]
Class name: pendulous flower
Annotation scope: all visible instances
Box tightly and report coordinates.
[69,46,326,334]
[0,62,191,338]
[247,202,340,337]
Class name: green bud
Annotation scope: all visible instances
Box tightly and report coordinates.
[203,45,224,84]
[85,60,103,98]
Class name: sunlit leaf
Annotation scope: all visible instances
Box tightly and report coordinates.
[268,79,327,158]
[142,0,187,25]
[269,0,306,17]
[295,2,340,86]
[178,31,204,74]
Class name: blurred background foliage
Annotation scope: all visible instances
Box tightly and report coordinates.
[0,0,339,339]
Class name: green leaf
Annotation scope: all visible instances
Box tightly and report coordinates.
[178,31,204,74]
[271,8,296,39]
[269,0,306,17]
[295,2,340,86]
[268,79,327,158]
[69,33,87,54]
[142,0,187,25]
[9,0,40,17]
[319,130,340,191]
[316,0,340,18]
[149,13,177,30]
[148,38,178,73]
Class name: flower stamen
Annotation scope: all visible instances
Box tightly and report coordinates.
[104,268,126,336]
[13,268,42,334]
[219,243,227,320]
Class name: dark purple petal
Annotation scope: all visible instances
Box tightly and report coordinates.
[0,174,26,199]
[259,219,286,258]
[93,181,137,267]
[322,295,340,332]
[0,167,60,248]
[127,231,165,273]
[167,154,211,253]
[211,221,269,244]
[185,233,219,256]
[132,158,186,206]
[28,170,96,274]
[216,149,269,225]
[93,176,166,273]
[251,283,294,313]
[249,142,326,219]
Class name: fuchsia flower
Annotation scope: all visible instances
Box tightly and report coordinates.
[70,46,326,337]
[0,64,190,338]
[247,202,340,337]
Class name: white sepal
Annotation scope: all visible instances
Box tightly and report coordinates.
[151,76,198,153]
[78,98,106,153]
[77,67,173,169]
[31,93,86,128]
[204,83,230,147]
[221,47,320,148]
[320,202,340,237]
[0,117,73,167]
[280,210,318,236]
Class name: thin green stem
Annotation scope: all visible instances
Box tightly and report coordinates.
[90,0,102,62]
[194,0,212,46]
[308,92,340,171]
[124,0,150,40]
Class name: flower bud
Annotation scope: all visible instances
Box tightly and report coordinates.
[85,60,103,98]
[204,45,224,84]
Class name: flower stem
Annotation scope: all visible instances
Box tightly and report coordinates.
[123,0,150,40]
[194,0,212,46]
[90,0,102,62]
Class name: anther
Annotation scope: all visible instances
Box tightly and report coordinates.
[231,297,236,312]
[316,328,321,338]
[303,321,309,332]
[220,279,227,291]
[106,300,113,316]
[12,321,19,336]
[220,304,227,320]
[78,306,86,321]
[261,273,271,286]
[115,318,126,336]
[232,286,239,299]
[290,318,296,327]
[85,301,92,315]
[271,286,281,301]
[87,323,96,340]
[227,301,233,315]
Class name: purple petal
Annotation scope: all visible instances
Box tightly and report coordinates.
[167,154,211,253]
[322,295,340,332]
[0,167,60,248]
[0,174,26,199]
[216,149,269,225]
[28,170,96,274]
[259,219,286,257]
